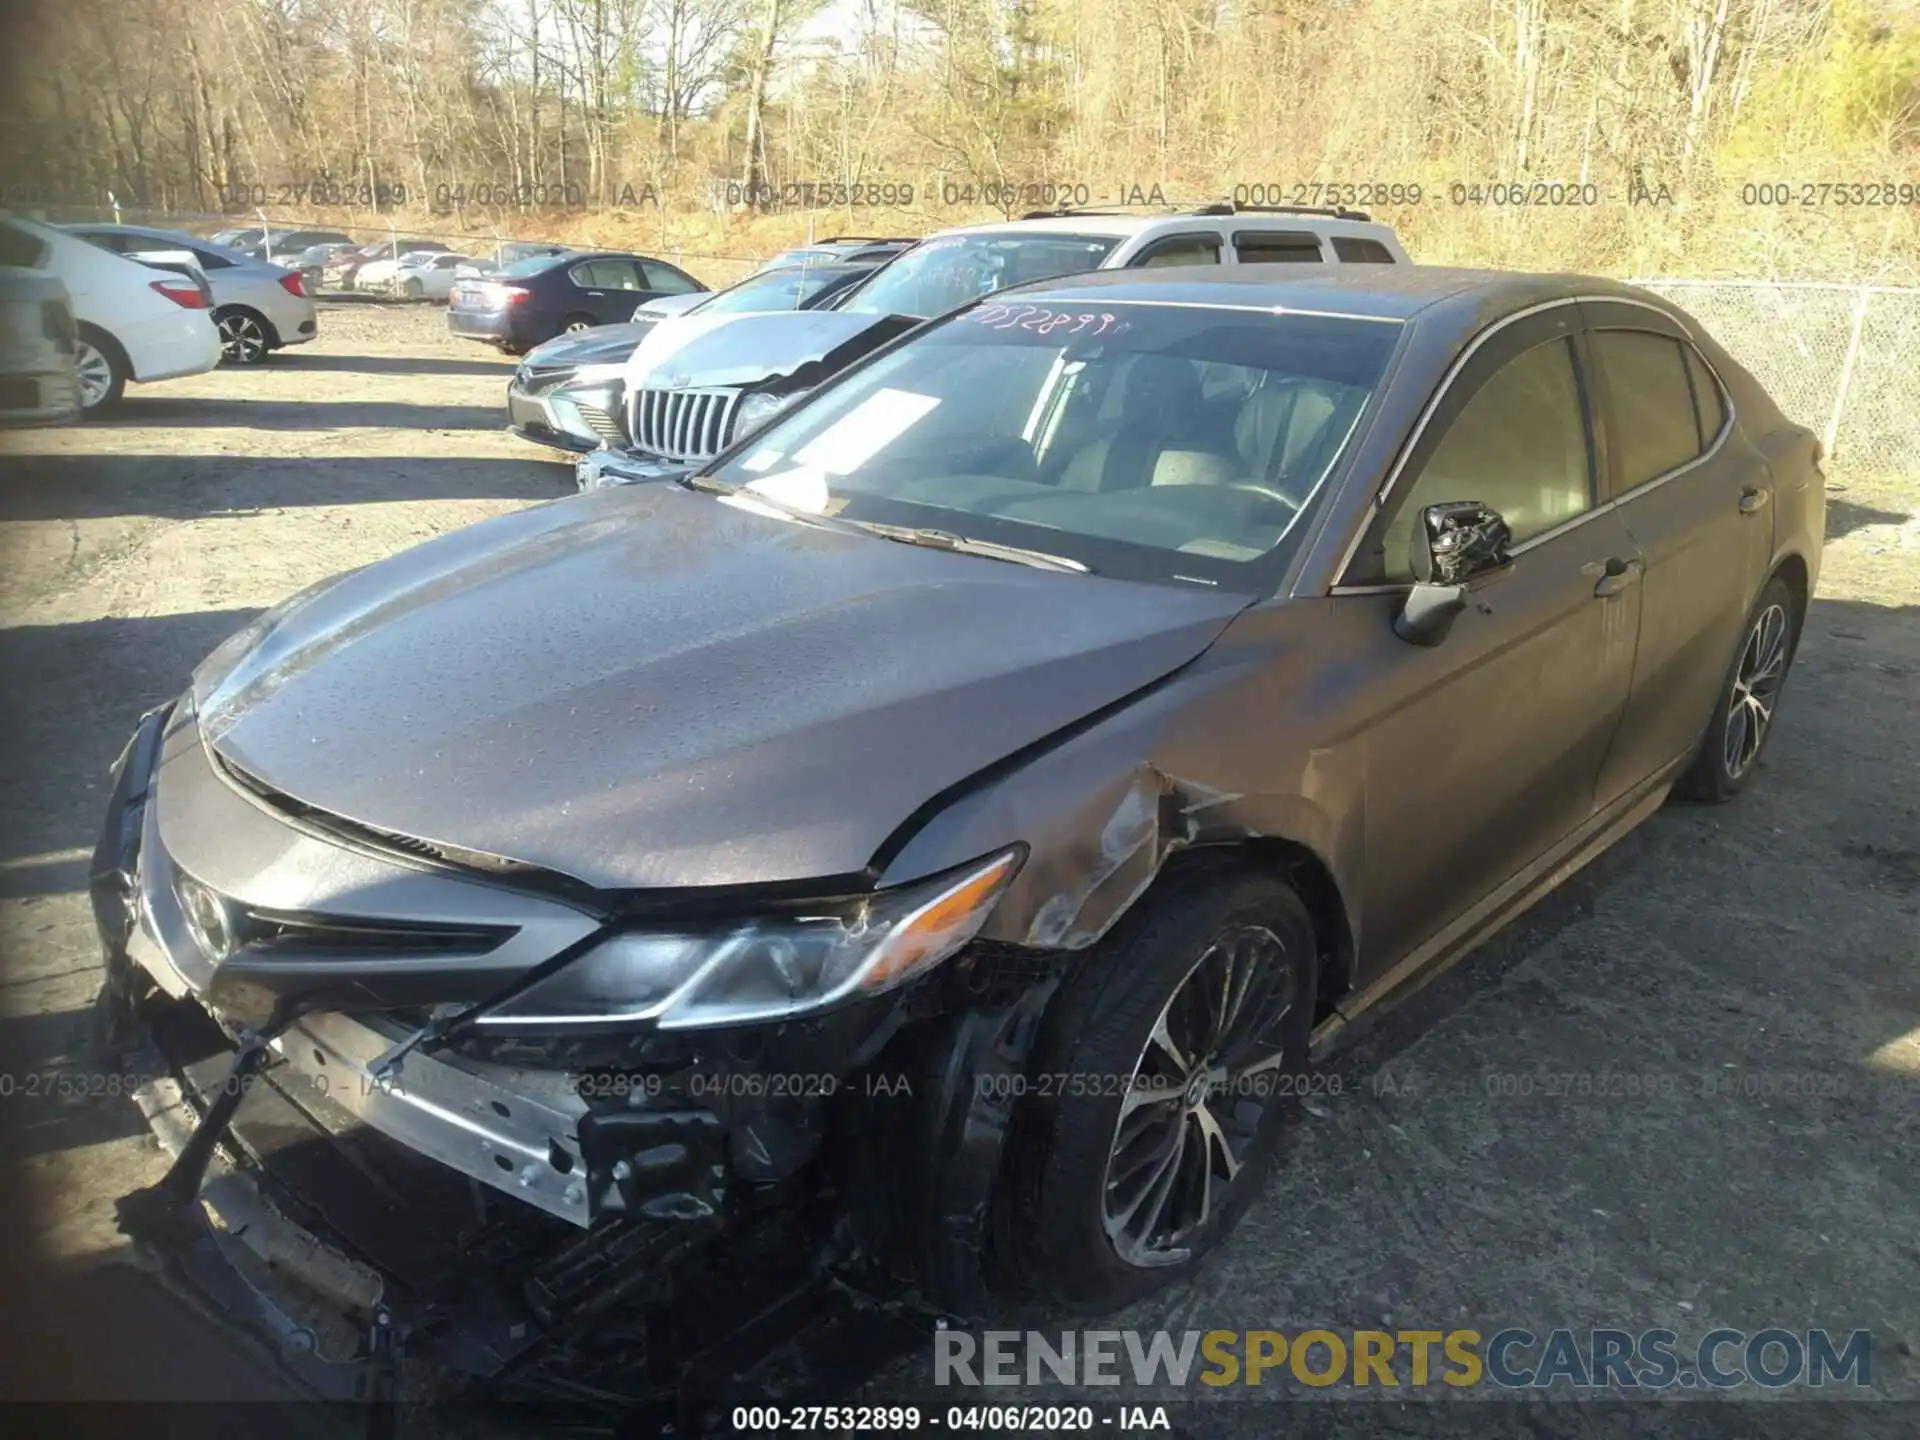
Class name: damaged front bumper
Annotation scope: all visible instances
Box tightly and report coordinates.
[573,446,696,492]
[89,702,1060,1406]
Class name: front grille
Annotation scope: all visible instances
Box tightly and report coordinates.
[234,907,512,956]
[575,400,626,445]
[518,364,574,394]
[628,386,743,461]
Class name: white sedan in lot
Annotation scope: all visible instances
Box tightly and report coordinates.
[388,252,473,301]
[0,214,220,411]
[64,222,320,366]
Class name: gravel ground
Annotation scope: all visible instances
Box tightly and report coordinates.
[0,303,1914,1427]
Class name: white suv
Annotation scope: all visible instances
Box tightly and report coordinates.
[581,204,1409,487]
[946,203,1408,268]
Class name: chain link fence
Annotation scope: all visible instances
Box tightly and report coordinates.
[1631,280,1920,481]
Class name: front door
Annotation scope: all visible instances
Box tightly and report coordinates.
[1335,312,1645,972]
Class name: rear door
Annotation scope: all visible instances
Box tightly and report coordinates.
[1334,307,1645,971]
[1582,302,1776,804]
[567,259,647,323]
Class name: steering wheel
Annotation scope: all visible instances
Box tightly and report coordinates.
[1228,482,1302,514]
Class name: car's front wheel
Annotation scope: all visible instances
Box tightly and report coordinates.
[1677,574,1802,802]
[1008,860,1318,1312]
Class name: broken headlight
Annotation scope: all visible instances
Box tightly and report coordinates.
[476,848,1022,1033]
[734,388,809,437]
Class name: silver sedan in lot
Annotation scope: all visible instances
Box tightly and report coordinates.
[64,223,318,365]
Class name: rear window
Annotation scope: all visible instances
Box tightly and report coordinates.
[1235,232,1325,263]
[1591,329,1707,490]
[501,253,567,279]
[1683,343,1727,445]
[1332,237,1395,263]
[0,221,49,268]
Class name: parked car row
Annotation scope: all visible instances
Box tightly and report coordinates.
[528,208,1416,488]
[0,214,225,415]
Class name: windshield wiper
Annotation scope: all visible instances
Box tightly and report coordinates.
[851,522,1090,574]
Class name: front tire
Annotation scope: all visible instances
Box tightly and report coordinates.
[1008,860,1318,1312]
[214,308,271,365]
[1676,574,1801,802]
[401,277,424,300]
[74,325,128,412]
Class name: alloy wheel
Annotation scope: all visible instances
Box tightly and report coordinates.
[1101,924,1295,1268]
[565,319,591,333]
[218,312,268,364]
[74,340,115,409]
[1724,602,1789,779]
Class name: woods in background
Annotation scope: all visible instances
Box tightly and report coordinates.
[0,0,1915,276]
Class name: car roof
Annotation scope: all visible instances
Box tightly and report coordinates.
[997,264,1658,322]
[934,210,1395,241]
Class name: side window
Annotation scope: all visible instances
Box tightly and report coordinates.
[1379,337,1593,581]
[76,232,130,254]
[640,261,704,294]
[568,261,604,288]
[1590,329,1704,491]
[1683,343,1727,446]
[1332,237,1394,263]
[1129,234,1222,269]
[1234,231,1325,264]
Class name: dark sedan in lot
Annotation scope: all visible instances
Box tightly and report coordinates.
[447,249,708,353]
[505,259,894,453]
[95,267,1821,1388]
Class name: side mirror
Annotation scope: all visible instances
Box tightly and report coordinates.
[1393,501,1513,647]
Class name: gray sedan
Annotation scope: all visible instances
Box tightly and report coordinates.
[94,267,1823,1372]
[64,223,318,364]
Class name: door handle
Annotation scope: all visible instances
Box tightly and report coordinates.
[1587,555,1644,598]
[1739,487,1769,514]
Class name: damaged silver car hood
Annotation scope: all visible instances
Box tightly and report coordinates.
[621,309,909,392]
[191,485,1247,892]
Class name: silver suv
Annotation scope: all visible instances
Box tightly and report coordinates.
[580,202,1409,489]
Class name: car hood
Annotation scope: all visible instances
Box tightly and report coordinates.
[621,308,915,392]
[524,322,655,369]
[191,485,1245,892]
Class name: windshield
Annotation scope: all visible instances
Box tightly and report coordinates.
[696,265,855,316]
[837,233,1119,318]
[704,300,1401,590]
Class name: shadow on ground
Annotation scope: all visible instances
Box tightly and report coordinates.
[86,397,500,432]
[0,453,570,522]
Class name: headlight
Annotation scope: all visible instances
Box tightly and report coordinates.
[735,389,808,436]
[175,870,236,963]
[477,848,1022,1032]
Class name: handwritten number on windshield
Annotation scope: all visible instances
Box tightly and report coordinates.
[968,304,1120,336]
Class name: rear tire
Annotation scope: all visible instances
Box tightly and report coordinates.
[74,325,128,412]
[1676,574,1801,803]
[562,314,595,333]
[1005,859,1318,1313]
[214,307,272,365]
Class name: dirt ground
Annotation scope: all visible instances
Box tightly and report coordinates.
[0,302,1914,1426]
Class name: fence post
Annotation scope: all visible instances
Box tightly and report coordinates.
[1825,284,1871,459]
